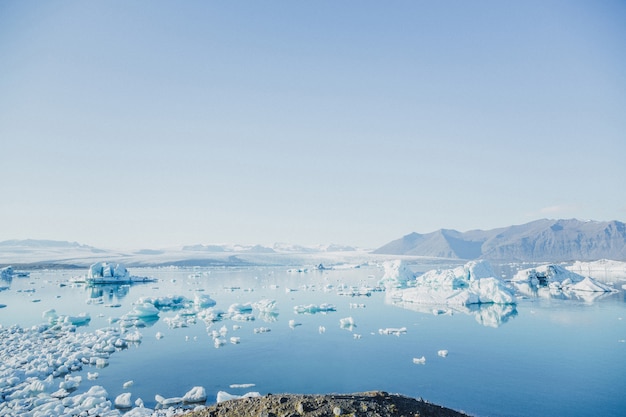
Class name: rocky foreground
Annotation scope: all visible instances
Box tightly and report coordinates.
[185,391,471,417]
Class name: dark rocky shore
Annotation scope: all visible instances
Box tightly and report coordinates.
[185,391,471,417]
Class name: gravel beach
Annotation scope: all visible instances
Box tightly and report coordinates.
[185,391,471,417]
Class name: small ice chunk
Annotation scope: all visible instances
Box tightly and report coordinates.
[216,390,261,403]
[339,317,356,330]
[155,394,183,406]
[51,388,71,398]
[194,293,217,308]
[254,327,271,333]
[156,332,164,339]
[288,319,301,329]
[333,406,342,416]
[123,380,134,389]
[319,326,326,334]
[230,383,256,388]
[413,356,426,365]
[438,350,449,357]
[87,372,99,380]
[115,392,132,409]
[230,336,241,344]
[60,375,82,390]
[183,386,207,403]
[253,299,278,313]
[379,327,407,336]
[131,303,160,318]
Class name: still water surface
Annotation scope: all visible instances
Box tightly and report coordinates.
[1,265,625,417]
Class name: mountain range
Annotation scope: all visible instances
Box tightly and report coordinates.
[373,219,626,262]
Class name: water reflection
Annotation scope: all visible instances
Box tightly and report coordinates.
[385,292,518,328]
[86,284,131,301]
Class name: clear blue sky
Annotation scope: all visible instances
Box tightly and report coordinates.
[1,1,625,249]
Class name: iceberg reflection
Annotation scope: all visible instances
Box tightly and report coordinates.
[385,292,518,328]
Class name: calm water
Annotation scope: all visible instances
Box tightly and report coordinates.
[1,265,625,417]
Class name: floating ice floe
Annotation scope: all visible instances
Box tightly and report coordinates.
[229,383,256,389]
[387,260,516,307]
[137,295,189,310]
[294,303,336,314]
[252,299,277,313]
[438,350,449,357]
[379,327,407,336]
[194,293,216,308]
[115,392,133,409]
[412,356,426,365]
[155,394,183,406]
[339,316,356,331]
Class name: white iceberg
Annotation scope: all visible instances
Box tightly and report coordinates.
[379,260,415,289]
[80,262,156,284]
[512,264,615,298]
[512,264,585,286]
[388,260,516,307]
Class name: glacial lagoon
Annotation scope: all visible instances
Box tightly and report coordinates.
[1,263,625,417]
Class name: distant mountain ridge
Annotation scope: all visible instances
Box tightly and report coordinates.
[373,219,626,262]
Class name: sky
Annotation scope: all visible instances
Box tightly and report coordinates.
[1,1,625,250]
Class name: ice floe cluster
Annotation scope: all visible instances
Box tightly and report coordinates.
[0,286,266,417]
[0,322,143,417]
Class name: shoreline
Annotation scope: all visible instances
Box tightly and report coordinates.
[184,391,471,417]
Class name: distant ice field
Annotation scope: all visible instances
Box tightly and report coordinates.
[1,263,625,417]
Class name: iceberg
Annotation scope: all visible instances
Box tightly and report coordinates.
[566,259,626,281]
[387,260,516,307]
[512,264,585,286]
[512,264,615,299]
[379,260,415,289]
[79,262,156,284]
